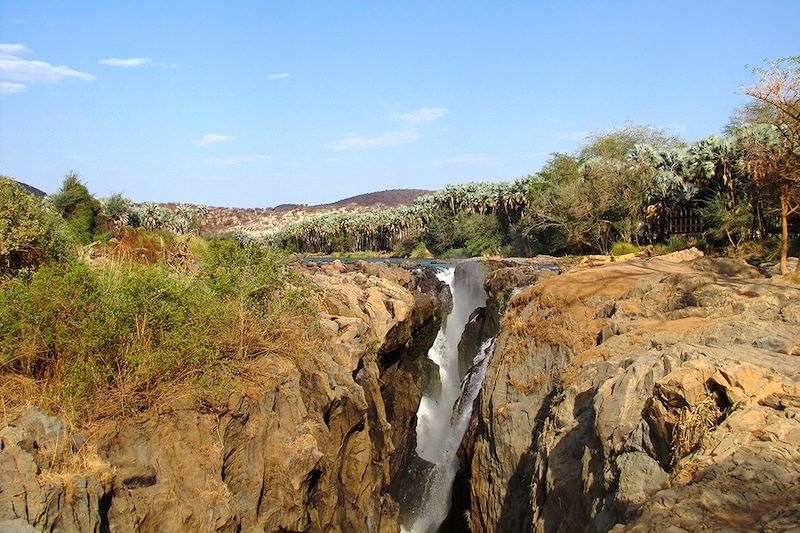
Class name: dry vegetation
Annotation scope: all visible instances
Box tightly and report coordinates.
[0,226,319,427]
[669,393,726,468]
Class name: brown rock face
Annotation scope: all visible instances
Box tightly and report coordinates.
[0,262,444,533]
[465,255,800,532]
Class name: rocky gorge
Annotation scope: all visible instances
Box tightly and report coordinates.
[0,260,446,532]
[2,252,800,532]
[460,251,800,532]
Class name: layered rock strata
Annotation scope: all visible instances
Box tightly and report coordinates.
[0,261,445,533]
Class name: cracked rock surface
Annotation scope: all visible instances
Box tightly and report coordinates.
[465,254,800,532]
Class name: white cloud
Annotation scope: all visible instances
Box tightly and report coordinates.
[268,72,290,80]
[0,43,94,87]
[0,44,31,59]
[0,82,25,94]
[0,59,95,82]
[199,134,233,146]
[207,154,272,165]
[325,129,420,151]
[98,57,151,67]
[389,107,448,124]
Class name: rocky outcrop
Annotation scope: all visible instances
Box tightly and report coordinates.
[0,408,109,532]
[457,260,548,380]
[465,254,800,532]
[0,261,445,533]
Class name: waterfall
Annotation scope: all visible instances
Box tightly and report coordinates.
[404,264,492,533]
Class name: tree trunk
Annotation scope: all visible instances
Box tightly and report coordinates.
[726,166,736,206]
[780,193,789,275]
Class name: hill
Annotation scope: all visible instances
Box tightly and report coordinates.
[193,188,433,236]
[11,180,47,198]
[321,189,433,208]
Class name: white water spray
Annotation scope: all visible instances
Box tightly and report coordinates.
[405,265,492,533]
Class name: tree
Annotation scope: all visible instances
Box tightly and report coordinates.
[699,193,753,250]
[737,124,800,273]
[579,124,684,161]
[49,172,102,244]
[686,136,741,206]
[744,57,800,273]
[536,153,582,185]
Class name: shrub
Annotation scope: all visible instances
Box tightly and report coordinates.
[49,172,102,244]
[653,237,690,256]
[609,241,640,256]
[699,193,753,249]
[0,241,316,419]
[200,240,308,307]
[392,233,426,257]
[409,242,432,259]
[106,227,176,265]
[0,262,220,405]
[0,177,74,276]
[665,237,694,253]
[458,212,501,256]
[440,248,468,259]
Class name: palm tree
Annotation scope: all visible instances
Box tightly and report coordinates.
[687,136,741,206]
[737,123,800,274]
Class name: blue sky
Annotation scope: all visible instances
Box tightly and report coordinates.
[1,2,798,207]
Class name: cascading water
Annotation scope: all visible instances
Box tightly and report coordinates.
[404,264,492,533]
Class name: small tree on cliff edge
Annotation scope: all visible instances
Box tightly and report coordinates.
[744,57,800,274]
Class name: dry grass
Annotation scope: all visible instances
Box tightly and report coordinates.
[0,378,115,485]
[38,442,115,491]
[0,238,321,430]
[669,393,724,468]
[509,372,546,394]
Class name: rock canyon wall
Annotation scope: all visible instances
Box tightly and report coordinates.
[3,253,799,532]
[0,261,446,533]
[463,253,800,532]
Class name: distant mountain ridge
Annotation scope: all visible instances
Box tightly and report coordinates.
[320,189,433,208]
[10,179,47,198]
[195,188,434,236]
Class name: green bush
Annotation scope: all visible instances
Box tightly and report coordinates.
[424,210,458,255]
[665,237,694,253]
[609,241,640,256]
[653,237,694,256]
[49,172,102,244]
[0,177,74,276]
[0,262,220,402]
[409,242,432,259]
[440,248,468,259]
[699,193,753,249]
[199,240,312,315]
[0,241,315,417]
[391,234,417,257]
[457,212,501,256]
